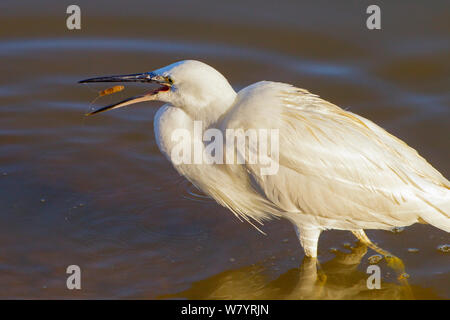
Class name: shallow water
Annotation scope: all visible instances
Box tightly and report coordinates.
[0,0,449,299]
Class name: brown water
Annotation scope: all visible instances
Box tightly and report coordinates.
[0,0,449,299]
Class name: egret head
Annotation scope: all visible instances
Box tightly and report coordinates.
[80,60,237,121]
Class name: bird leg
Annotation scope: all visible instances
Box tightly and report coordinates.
[351,230,407,278]
[332,240,368,266]
[292,225,327,296]
[294,224,324,279]
[294,225,322,258]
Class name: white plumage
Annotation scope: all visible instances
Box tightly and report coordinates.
[82,60,450,258]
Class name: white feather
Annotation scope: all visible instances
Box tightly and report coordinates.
[151,61,449,256]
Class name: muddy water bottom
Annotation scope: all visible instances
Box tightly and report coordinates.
[0,1,449,299]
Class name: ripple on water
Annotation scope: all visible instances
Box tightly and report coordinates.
[368,254,383,265]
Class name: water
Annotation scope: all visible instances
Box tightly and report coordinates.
[0,0,449,299]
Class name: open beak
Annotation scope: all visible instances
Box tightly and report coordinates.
[79,72,170,116]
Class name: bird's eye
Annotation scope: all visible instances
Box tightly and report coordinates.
[166,77,173,84]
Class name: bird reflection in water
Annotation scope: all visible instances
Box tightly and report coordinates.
[160,241,441,300]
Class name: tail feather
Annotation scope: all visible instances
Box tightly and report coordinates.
[421,214,450,232]
[417,195,450,232]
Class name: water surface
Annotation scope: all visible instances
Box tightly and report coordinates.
[0,0,449,299]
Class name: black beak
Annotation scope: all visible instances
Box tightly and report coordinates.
[79,71,171,116]
[78,72,153,84]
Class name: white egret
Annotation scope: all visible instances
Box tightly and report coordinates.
[80,60,449,260]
